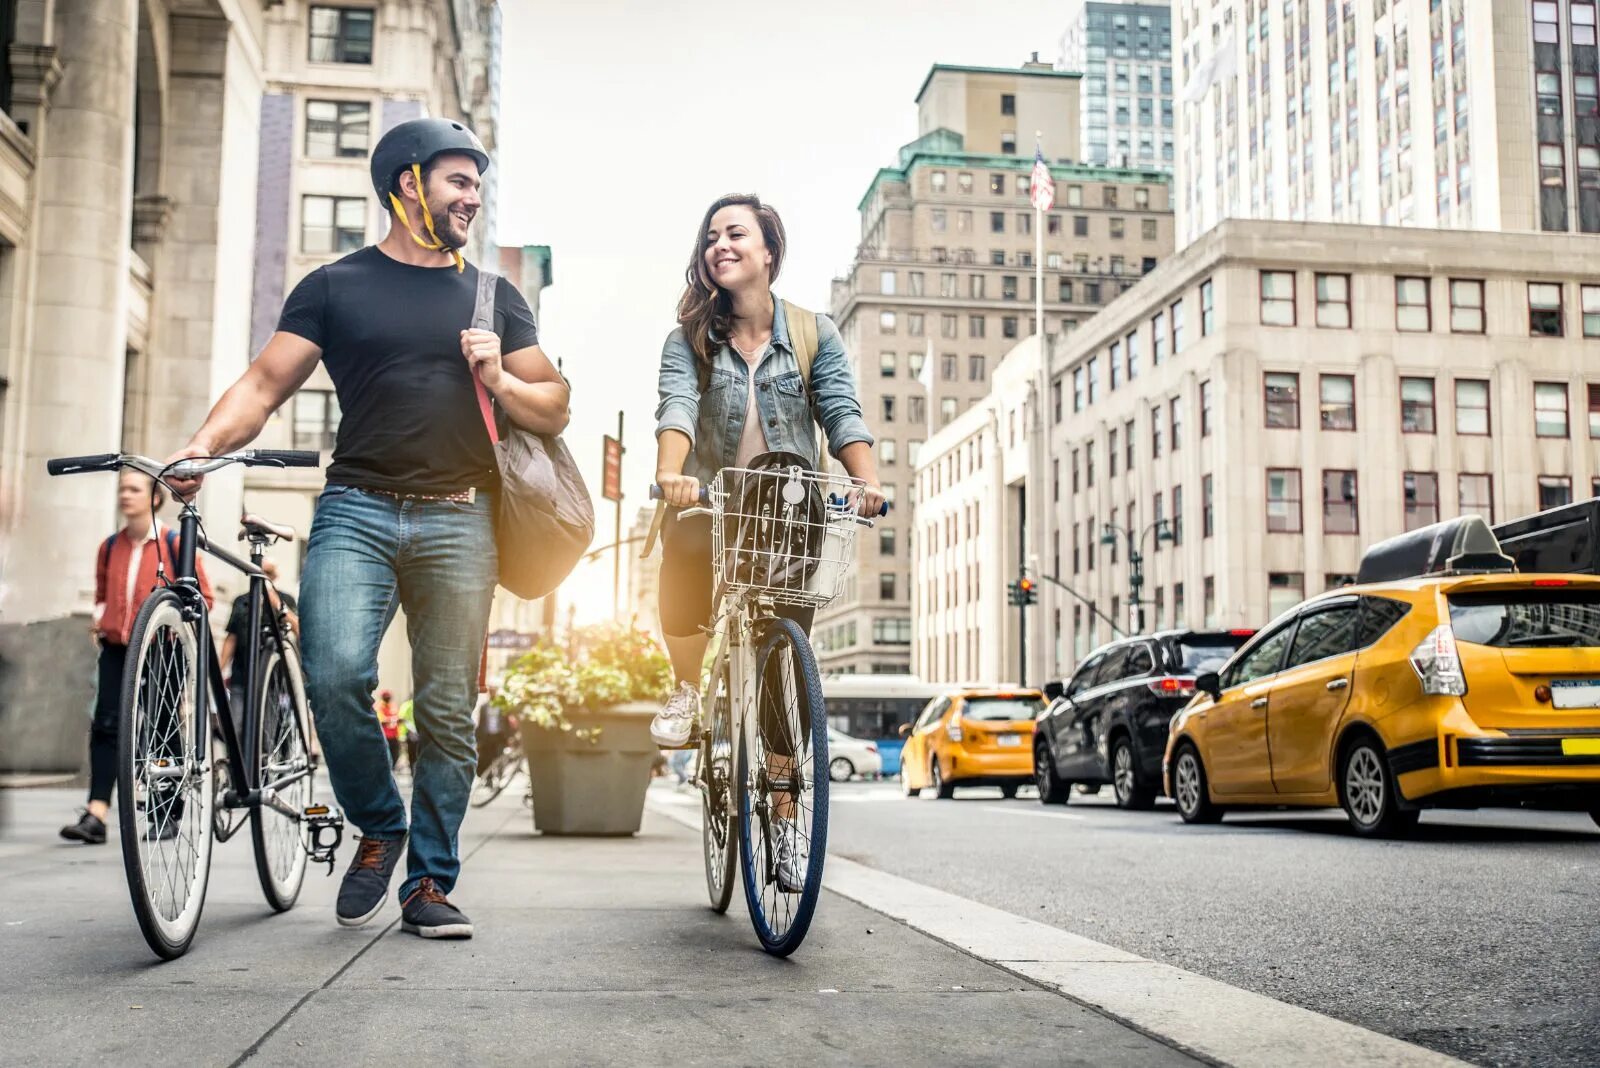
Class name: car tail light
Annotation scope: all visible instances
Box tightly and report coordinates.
[1147,676,1196,697]
[1230,628,1257,637]
[865,742,879,753]
[1409,624,1468,696]
[1533,578,1571,587]
[946,712,964,742]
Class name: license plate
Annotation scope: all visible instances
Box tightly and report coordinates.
[1551,680,1600,709]
[997,734,1023,747]
[1561,738,1600,755]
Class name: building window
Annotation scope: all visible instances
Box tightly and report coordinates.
[1268,573,1305,620]
[881,396,896,423]
[1200,278,1215,335]
[1108,428,1119,477]
[1204,576,1218,626]
[908,312,924,335]
[1002,316,1019,339]
[879,352,896,378]
[1584,286,1600,337]
[301,195,365,254]
[1539,475,1573,509]
[1395,276,1432,332]
[990,174,1006,196]
[909,395,925,423]
[1539,144,1568,231]
[1400,377,1436,433]
[1323,470,1358,534]
[292,389,340,451]
[1171,299,1185,352]
[1202,474,1215,537]
[1110,217,1126,239]
[880,310,897,334]
[1087,356,1100,403]
[880,573,897,600]
[1073,215,1090,237]
[1171,485,1184,544]
[1449,279,1485,333]
[990,211,1006,233]
[1086,443,1095,487]
[1455,379,1491,435]
[1170,397,1183,450]
[1199,379,1212,436]
[1404,472,1440,530]
[968,354,986,381]
[309,6,374,63]
[305,100,371,158]
[969,315,986,338]
[1260,270,1296,325]
[1001,92,1016,116]
[1264,372,1300,428]
[1151,405,1163,457]
[1319,374,1356,430]
[931,170,947,193]
[1530,282,1565,336]
[1152,311,1166,364]
[958,172,974,194]
[1589,384,1600,438]
[1110,341,1122,390]
[879,270,897,296]
[1126,331,1140,379]
[1459,473,1494,522]
[1001,131,1017,154]
[881,440,897,466]
[940,353,957,379]
[1315,273,1351,328]
[1535,381,1570,437]
[939,398,957,425]
[1266,468,1303,533]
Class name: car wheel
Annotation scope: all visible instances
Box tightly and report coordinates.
[932,759,955,800]
[829,757,855,783]
[1338,735,1417,838]
[1111,736,1157,811]
[1172,743,1223,824]
[1034,743,1072,805]
[901,769,921,798]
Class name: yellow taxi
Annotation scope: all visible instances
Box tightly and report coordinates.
[900,689,1045,799]
[1164,517,1600,836]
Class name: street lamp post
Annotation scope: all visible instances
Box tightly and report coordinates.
[1100,519,1175,634]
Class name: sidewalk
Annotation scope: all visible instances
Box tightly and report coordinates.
[0,783,1196,1068]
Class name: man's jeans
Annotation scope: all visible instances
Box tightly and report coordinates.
[300,485,496,902]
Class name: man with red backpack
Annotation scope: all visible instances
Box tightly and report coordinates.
[60,471,214,845]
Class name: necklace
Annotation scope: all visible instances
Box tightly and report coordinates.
[731,337,769,362]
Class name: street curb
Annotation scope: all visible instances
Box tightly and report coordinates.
[646,793,1469,1068]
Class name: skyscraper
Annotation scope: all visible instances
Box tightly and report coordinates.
[1059,1,1177,171]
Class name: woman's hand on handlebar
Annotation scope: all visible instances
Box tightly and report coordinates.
[855,481,887,518]
[656,471,702,508]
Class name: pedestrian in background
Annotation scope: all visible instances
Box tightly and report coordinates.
[220,558,298,731]
[60,471,213,845]
[375,690,401,769]
[400,698,419,772]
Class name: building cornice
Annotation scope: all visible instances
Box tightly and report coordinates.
[858,152,1170,214]
[915,63,1081,104]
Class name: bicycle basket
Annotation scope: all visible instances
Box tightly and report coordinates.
[707,455,862,608]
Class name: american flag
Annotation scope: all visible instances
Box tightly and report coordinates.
[1030,143,1055,212]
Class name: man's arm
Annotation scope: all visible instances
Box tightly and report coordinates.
[461,332,570,436]
[165,331,322,494]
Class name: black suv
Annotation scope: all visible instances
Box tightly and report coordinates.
[1034,630,1255,809]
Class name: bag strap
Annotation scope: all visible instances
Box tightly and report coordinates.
[470,268,500,447]
[781,299,823,460]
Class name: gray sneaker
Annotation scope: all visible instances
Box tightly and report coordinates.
[770,817,809,894]
[400,878,473,939]
[337,834,405,927]
[650,681,701,748]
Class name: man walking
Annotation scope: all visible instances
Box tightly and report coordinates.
[60,471,213,844]
[166,119,569,939]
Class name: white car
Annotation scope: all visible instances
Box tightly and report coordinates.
[826,729,882,782]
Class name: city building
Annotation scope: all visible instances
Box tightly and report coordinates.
[915,217,1600,688]
[624,505,662,643]
[1175,0,1599,245]
[1059,0,1177,170]
[240,0,505,699]
[817,61,1175,676]
[0,1,507,773]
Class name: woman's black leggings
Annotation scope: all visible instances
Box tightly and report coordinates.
[660,511,814,759]
[88,643,127,805]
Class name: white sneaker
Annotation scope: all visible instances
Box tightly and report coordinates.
[770,817,809,894]
[650,681,701,748]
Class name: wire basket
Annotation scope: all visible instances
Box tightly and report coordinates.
[705,465,866,608]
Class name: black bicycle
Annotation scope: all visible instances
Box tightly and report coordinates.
[47,449,344,960]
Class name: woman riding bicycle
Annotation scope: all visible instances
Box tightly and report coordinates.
[651,193,883,749]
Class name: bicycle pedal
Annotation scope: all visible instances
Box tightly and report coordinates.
[302,804,345,875]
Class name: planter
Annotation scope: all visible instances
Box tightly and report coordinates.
[518,700,659,835]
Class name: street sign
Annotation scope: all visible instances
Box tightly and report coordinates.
[602,435,623,503]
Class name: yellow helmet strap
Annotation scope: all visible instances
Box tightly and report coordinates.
[386,162,465,272]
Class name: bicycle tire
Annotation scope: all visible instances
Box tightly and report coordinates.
[470,746,524,808]
[702,654,737,913]
[118,589,215,960]
[251,639,313,912]
[737,617,829,956]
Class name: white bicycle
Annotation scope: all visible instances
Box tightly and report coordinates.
[652,464,883,956]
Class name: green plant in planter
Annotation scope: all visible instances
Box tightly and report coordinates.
[496,623,671,743]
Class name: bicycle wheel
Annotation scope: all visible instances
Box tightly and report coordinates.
[737,617,829,956]
[471,745,524,808]
[701,654,737,913]
[118,589,215,960]
[251,639,313,912]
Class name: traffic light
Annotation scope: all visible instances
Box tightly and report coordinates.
[1008,576,1039,606]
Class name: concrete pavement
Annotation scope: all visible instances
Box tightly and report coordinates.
[0,782,1197,1068]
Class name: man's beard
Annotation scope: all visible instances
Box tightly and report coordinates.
[439,210,473,249]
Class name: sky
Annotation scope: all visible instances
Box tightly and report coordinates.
[495,0,1069,622]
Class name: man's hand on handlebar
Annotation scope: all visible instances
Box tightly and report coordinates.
[162,442,214,501]
[656,471,702,509]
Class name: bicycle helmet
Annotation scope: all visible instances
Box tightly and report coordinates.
[369,117,490,272]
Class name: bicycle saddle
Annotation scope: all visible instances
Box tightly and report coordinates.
[239,513,296,543]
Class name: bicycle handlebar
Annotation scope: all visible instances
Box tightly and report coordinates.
[46,454,120,476]
[648,483,889,517]
[250,449,321,469]
[47,450,323,480]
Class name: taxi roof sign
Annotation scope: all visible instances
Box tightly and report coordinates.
[1356,515,1515,585]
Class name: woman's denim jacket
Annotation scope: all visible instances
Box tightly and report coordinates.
[654,296,874,483]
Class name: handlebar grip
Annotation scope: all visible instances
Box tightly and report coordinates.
[250,450,321,469]
[877,501,891,517]
[46,454,119,476]
[649,484,710,504]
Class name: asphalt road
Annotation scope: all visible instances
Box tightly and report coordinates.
[826,779,1600,1068]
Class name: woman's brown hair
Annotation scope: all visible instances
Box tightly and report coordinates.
[677,194,787,389]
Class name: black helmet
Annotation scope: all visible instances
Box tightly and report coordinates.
[369,117,490,200]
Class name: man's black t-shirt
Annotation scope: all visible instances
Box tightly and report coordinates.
[276,246,539,494]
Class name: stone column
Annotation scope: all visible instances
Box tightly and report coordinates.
[0,0,138,772]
